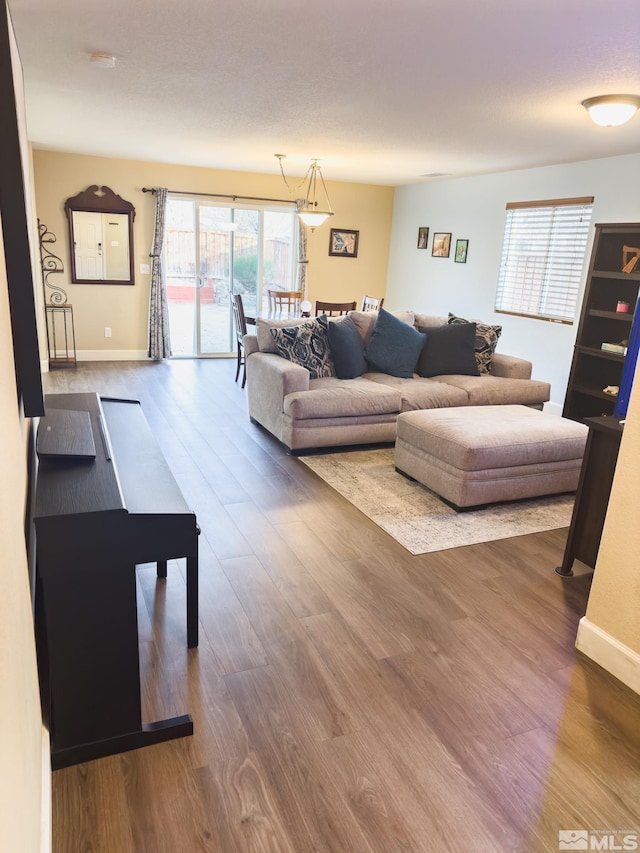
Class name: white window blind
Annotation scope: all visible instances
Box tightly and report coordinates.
[495,197,593,323]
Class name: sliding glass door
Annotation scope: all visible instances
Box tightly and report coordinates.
[164,197,296,357]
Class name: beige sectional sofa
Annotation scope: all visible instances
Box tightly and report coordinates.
[245,310,551,452]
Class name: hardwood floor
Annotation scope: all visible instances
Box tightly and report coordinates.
[45,359,640,853]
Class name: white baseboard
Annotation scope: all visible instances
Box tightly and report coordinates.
[576,617,640,696]
[543,400,563,416]
[41,726,51,853]
[76,350,150,362]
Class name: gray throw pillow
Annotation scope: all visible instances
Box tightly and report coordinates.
[270,315,335,378]
[327,316,368,379]
[416,322,480,377]
[364,307,426,378]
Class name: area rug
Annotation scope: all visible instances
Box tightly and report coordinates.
[298,447,574,555]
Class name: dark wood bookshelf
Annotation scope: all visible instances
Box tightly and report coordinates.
[563,222,640,421]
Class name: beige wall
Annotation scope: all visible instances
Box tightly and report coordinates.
[33,150,394,357]
[584,374,640,656]
[0,221,47,852]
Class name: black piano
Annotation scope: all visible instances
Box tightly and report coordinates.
[34,392,199,769]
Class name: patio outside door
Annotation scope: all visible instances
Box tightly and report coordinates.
[164,198,296,357]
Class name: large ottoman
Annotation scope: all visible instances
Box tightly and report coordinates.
[394,405,588,510]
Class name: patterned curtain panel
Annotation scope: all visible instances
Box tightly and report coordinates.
[148,187,171,360]
[297,218,308,296]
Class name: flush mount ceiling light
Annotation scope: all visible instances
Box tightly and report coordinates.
[581,94,640,127]
[275,154,334,230]
[90,52,116,68]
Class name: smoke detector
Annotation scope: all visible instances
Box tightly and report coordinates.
[90,52,116,68]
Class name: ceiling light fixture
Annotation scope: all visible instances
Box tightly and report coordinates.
[275,154,334,230]
[581,94,640,127]
[90,52,116,69]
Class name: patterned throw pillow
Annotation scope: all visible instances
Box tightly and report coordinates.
[447,313,502,374]
[270,315,335,379]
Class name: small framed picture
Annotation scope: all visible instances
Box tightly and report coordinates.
[329,228,359,258]
[454,239,469,264]
[432,232,452,258]
[417,227,429,249]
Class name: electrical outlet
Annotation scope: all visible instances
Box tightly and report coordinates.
[104,327,112,338]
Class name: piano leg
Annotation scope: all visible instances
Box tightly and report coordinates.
[157,560,167,579]
[187,551,198,648]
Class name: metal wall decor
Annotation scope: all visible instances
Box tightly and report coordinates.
[38,220,68,305]
[38,220,76,367]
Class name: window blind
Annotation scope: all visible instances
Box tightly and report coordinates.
[495,197,593,323]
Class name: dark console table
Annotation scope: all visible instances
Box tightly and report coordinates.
[556,416,623,577]
[34,392,199,769]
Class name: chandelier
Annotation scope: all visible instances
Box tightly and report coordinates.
[276,155,334,229]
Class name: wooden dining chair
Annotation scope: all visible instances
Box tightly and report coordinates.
[361,295,384,312]
[231,293,248,388]
[267,289,303,315]
[314,300,357,317]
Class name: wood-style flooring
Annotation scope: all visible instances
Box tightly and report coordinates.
[45,359,640,853]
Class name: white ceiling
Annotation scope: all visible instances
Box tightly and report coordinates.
[8,0,640,186]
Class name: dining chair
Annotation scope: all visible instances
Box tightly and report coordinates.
[361,295,384,312]
[314,300,357,317]
[267,289,303,315]
[231,293,248,388]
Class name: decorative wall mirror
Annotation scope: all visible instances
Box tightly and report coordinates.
[65,185,136,285]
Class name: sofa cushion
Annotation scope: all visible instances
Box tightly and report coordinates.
[365,373,469,411]
[327,315,368,379]
[416,322,480,378]
[413,312,448,328]
[348,309,415,346]
[364,308,426,378]
[447,313,502,374]
[436,374,550,407]
[284,378,401,420]
[270,315,335,379]
[257,317,306,353]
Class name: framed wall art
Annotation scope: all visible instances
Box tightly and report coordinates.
[329,228,359,257]
[417,227,429,249]
[432,232,451,258]
[454,239,469,263]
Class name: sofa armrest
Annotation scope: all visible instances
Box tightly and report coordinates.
[244,333,259,356]
[491,353,532,380]
[246,351,310,439]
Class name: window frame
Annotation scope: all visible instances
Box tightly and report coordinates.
[495,196,594,325]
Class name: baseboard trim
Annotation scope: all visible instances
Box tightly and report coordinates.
[543,400,563,416]
[77,350,150,362]
[41,725,51,852]
[576,617,640,696]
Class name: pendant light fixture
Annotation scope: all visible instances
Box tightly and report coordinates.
[275,155,334,230]
[581,94,640,127]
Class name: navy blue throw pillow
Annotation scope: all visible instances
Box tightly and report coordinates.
[327,316,368,379]
[364,307,426,378]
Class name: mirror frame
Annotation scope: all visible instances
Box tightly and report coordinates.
[64,185,136,285]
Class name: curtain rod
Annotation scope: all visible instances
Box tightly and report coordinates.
[141,187,296,206]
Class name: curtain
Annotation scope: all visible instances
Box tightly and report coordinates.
[148,187,171,359]
[297,218,308,296]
